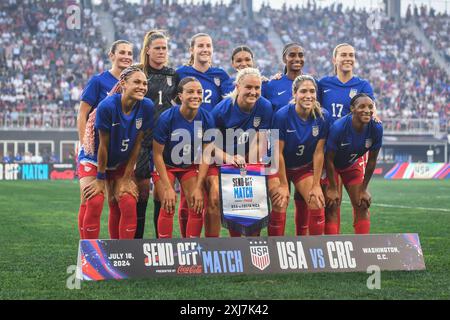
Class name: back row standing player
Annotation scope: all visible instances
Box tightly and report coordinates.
[77,40,133,238]
[135,30,179,239]
[176,33,230,238]
[317,43,375,234]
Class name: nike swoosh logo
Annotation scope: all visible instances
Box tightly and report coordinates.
[86,228,98,232]
[112,123,120,126]
[277,91,286,96]
[126,228,136,233]
[287,129,296,133]
[341,143,351,146]
[324,89,331,93]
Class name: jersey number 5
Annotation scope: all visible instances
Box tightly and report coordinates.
[121,139,130,152]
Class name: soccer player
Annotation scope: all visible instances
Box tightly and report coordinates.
[325,93,383,234]
[261,42,305,112]
[211,67,289,236]
[318,43,375,234]
[136,30,179,239]
[262,42,309,235]
[176,33,230,237]
[152,77,215,238]
[81,65,154,239]
[77,40,133,238]
[272,75,330,235]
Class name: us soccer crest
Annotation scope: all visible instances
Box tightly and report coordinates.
[253,117,261,128]
[249,241,270,271]
[349,88,358,99]
[365,138,372,148]
[136,118,142,130]
[166,76,173,86]
[214,77,221,86]
[312,125,319,137]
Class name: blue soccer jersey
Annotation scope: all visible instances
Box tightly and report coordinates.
[272,104,330,169]
[326,114,383,170]
[318,76,374,124]
[261,74,294,111]
[176,65,230,112]
[94,94,154,169]
[80,71,119,109]
[211,96,273,157]
[153,106,216,168]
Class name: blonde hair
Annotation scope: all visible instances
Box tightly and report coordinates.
[332,43,354,74]
[139,30,168,76]
[225,67,262,103]
[186,33,212,66]
[290,74,323,119]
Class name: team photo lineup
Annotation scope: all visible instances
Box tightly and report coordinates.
[1,0,449,301]
[76,29,382,241]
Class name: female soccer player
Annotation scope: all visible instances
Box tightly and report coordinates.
[325,93,383,234]
[77,40,133,238]
[211,67,289,236]
[81,65,154,239]
[176,33,230,237]
[152,77,215,238]
[136,30,179,239]
[318,43,375,234]
[262,42,309,235]
[272,75,330,235]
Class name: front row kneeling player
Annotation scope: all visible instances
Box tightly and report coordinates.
[272,75,330,236]
[80,66,154,239]
[152,77,214,238]
[324,93,383,234]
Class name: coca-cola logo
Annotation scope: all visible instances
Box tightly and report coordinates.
[177,265,203,274]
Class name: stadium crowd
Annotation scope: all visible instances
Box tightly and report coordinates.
[0,0,448,131]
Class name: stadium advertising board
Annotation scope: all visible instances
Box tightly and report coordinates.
[385,163,449,179]
[77,234,425,281]
[0,163,76,180]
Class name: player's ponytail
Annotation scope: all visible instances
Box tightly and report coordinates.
[291,74,323,119]
[140,30,168,76]
[83,109,97,156]
[186,33,212,66]
[225,67,262,104]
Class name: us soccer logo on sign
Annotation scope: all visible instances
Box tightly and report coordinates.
[136,118,142,130]
[249,241,270,271]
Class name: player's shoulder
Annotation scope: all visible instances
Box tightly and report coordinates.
[161,66,176,75]
[97,93,117,109]
[257,96,273,110]
[141,97,155,108]
[159,105,177,120]
[331,114,350,130]
[274,103,292,118]
[214,96,233,111]
[318,75,336,86]
[369,119,383,133]
[176,65,192,75]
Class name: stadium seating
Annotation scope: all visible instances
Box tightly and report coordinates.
[0,0,448,131]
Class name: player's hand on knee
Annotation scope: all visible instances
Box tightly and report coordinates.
[163,187,176,214]
[118,178,138,200]
[358,190,372,209]
[326,187,339,208]
[191,187,204,214]
[83,179,105,200]
[309,185,325,209]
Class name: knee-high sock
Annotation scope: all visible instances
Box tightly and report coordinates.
[294,198,309,236]
[157,208,174,238]
[229,229,241,237]
[178,189,189,238]
[353,208,370,234]
[78,203,87,239]
[108,200,121,239]
[268,210,286,236]
[83,194,105,239]
[309,208,325,235]
[118,194,137,239]
[135,200,148,239]
[186,208,203,238]
[325,221,339,235]
[153,200,161,238]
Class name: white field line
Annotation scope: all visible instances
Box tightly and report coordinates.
[341,201,450,212]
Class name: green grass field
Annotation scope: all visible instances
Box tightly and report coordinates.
[0,179,449,300]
